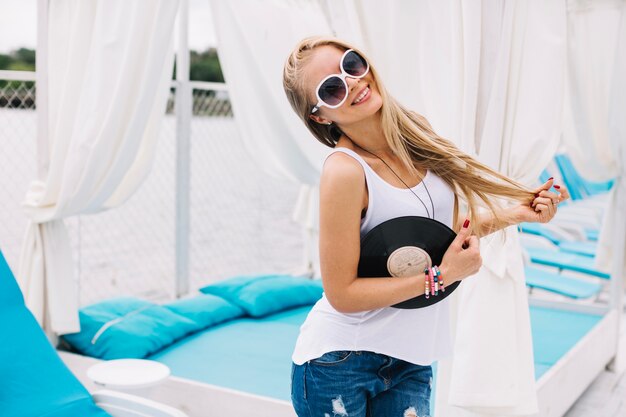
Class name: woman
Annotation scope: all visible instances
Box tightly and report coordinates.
[282,36,569,417]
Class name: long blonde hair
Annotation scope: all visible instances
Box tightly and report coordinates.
[283,36,535,234]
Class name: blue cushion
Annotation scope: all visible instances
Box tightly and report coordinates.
[526,247,610,279]
[199,274,323,317]
[586,228,599,241]
[518,222,561,244]
[524,266,602,299]
[163,293,245,329]
[554,154,614,199]
[0,251,112,416]
[557,241,597,258]
[62,297,199,360]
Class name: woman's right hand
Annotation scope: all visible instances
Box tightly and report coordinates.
[439,220,482,284]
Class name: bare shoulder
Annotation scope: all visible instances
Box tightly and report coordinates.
[322,151,364,183]
[320,152,365,196]
[320,151,365,206]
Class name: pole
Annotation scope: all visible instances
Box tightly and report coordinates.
[175,0,191,298]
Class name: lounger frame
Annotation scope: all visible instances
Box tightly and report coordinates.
[61,298,622,417]
[93,390,190,417]
[61,351,297,417]
[531,300,621,417]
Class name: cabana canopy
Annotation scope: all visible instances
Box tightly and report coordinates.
[13,0,624,416]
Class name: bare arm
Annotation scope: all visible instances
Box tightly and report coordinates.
[457,207,519,239]
[457,178,573,238]
[319,153,432,313]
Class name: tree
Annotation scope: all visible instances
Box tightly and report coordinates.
[190,48,224,82]
[0,54,13,70]
[14,48,36,67]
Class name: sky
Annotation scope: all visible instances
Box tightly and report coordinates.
[0,0,217,54]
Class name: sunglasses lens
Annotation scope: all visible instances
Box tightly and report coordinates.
[343,51,368,77]
[318,76,347,106]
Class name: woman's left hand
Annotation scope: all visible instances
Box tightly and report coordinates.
[513,178,571,224]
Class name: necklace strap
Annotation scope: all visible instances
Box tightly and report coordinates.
[350,140,435,220]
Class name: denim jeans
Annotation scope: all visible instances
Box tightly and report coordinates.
[291,350,432,417]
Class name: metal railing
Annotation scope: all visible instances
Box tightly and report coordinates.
[0,71,303,306]
[0,71,36,108]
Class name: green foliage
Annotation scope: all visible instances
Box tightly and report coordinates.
[0,54,12,70]
[0,48,36,72]
[172,48,225,82]
[13,48,36,67]
[190,48,224,82]
[7,61,34,71]
[0,46,225,83]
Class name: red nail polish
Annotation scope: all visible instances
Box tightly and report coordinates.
[548,177,554,181]
[554,185,561,189]
[463,219,470,228]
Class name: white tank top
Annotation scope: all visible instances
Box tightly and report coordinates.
[291,147,456,366]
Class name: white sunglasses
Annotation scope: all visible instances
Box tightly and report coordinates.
[311,49,370,114]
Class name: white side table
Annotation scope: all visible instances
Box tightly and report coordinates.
[87,359,171,397]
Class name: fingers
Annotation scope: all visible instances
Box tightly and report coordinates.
[535,190,560,204]
[533,177,555,194]
[534,202,555,220]
[554,184,571,202]
[455,217,473,249]
[456,217,471,237]
[466,236,482,272]
[531,188,563,216]
[532,196,556,208]
[456,217,481,251]
[467,235,480,249]
[533,178,571,203]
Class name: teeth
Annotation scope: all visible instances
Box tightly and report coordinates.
[353,87,369,104]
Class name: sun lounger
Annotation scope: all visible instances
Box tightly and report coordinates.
[0,250,188,417]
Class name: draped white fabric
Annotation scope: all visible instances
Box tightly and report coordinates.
[208,0,338,276]
[336,0,464,142]
[17,0,179,334]
[438,2,566,415]
[342,1,566,414]
[563,0,626,286]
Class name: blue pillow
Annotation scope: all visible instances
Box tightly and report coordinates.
[62,297,199,360]
[199,274,323,317]
[163,293,244,329]
[0,251,112,417]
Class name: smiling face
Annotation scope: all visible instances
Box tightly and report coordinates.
[303,45,383,128]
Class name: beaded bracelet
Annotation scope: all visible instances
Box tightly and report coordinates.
[435,265,445,292]
[424,265,445,299]
[428,268,435,296]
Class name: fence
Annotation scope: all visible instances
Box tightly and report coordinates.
[0,72,304,305]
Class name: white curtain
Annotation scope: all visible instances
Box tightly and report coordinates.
[345,1,567,415]
[208,0,343,277]
[17,0,179,334]
[335,0,463,143]
[563,0,626,287]
[439,2,566,415]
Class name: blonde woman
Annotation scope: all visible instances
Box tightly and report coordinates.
[283,36,569,417]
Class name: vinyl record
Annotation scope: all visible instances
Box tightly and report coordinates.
[357,216,461,309]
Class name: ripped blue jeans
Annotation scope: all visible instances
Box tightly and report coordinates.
[291,350,432,417]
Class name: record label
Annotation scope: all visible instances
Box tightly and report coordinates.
[387,246,431,277]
